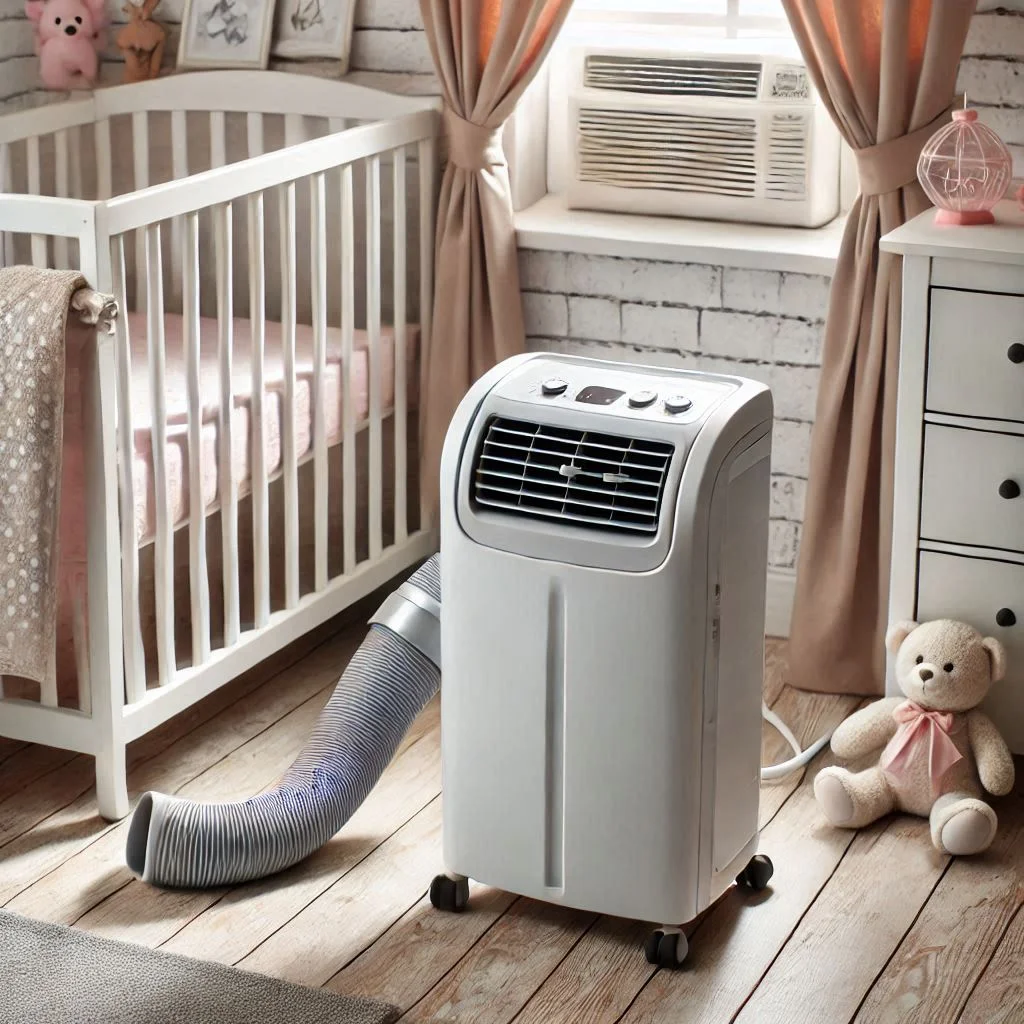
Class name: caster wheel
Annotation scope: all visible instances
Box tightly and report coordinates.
[736,854,773,891]
[429,874,469,913]
[644,929,688,968]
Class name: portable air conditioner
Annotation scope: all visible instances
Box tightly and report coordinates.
[429,353,775,967]
[562,41,842,228]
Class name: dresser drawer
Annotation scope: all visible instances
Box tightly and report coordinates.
[921,425,1024,553]
[928,289,1024,422]
[917,551,1024,754]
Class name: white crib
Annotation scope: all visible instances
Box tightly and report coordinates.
[0,71,440,819]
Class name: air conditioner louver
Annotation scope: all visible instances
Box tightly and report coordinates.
[584,54,762,99]
[765,113,809,200]
[473,417,674,535]
[577,109,757,197]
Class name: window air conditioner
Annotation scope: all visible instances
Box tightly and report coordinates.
[564,43,842,228]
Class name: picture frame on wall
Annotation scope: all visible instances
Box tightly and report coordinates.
[271,0,356,66]
[177,0,275,70]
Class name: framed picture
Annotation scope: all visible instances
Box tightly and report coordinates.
[271,0,356,65]
[177,0,275,70]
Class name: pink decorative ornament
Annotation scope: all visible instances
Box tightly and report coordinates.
[26,0,107,91]
[916,106,1012,226]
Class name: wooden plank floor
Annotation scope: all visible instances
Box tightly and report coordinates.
[2,625,1022,1024]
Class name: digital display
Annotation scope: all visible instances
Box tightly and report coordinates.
[575,386,624,406]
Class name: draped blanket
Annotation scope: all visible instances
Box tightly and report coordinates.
[0,267,116,690]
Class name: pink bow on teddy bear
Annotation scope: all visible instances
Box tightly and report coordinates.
[26,0,107,91]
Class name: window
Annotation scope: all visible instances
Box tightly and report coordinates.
[568,0,792,40]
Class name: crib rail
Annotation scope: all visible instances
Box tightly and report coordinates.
[103,112,438,712]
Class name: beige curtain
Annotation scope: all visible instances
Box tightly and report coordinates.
[781,0,975,695]
[417,0,575,513]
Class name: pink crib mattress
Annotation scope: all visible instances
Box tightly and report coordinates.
[125,314,419,543]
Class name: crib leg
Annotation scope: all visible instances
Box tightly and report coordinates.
[94,743,130,821]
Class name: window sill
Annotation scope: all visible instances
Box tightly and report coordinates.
[514,194,845,276]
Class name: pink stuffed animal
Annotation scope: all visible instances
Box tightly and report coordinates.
[26,0,106,91]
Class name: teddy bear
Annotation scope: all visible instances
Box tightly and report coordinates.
[814,618,1015,856]
[26,0,106,91]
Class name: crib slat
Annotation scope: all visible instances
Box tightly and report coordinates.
[170,110,188,308]
[145,224,176,686]
[311,172,329,591]
[0,142,13,267]
[132,113,150,312]
[210,111,227,169]
[95,119,113,200]
[392,146,408,544]
[328,118,347,135]
[111,235,147,704]
[418,136,437,529]
[340,163,356,575]
[247,112,264,159]
[215,202,240,647]
[248,191,270,628]
[279,181,299,610]
[183,211,211,666]
[69,125,83,205]
[284,114,305,148]
[366,156,383,561]
[54,130,70,268]
[27,136,46,267]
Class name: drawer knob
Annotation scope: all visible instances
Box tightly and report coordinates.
[996,608,1017,628]
[998,479,1021,500]
[1009,343,1024,364]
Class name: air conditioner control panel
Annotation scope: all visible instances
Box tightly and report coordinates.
[498,358,739,425]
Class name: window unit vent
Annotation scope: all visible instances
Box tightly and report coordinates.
[584,54,763,99]
[473,417,674,535]
[577,108,757,196]
[764,113,808,200]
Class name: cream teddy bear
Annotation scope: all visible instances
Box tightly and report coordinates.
[814,619,1014,855]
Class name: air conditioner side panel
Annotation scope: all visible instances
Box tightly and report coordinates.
[710,441,770,881]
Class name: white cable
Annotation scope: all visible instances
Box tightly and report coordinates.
[759,700,833,782]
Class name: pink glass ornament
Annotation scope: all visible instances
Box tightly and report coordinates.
[917,107,1012,226]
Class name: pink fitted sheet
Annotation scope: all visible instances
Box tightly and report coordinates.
[125,313,419,543]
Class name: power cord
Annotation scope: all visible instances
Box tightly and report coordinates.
[759,701,833,782]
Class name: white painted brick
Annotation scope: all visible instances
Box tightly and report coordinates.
[518,250,568,293]
[772,365,820,422]
[964,12,1024,57]
[701,311,773,361]
[700,311,820,365]
[774,320,823,366]
[976,105,1024,146]
[566,254,720,307]
[957,57,1024,107]
[771,475,808,522]
[522,292,568,338]
[772,420,812,477]
[569,296,620,343]
[722,268,830,321]
[354,0,425,30]
[351,28,434,74]
[769,521,800,570]
[621,304,698,351]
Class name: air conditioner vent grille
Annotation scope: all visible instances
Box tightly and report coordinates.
[584,54,763,99]
[578,108,757,197]
[765,113,809,200]
[473,417,675,535]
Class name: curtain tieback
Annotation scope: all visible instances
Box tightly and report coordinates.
[855,106,954,197]
[443,108,505,171]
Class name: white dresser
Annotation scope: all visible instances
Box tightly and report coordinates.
[882,200,1024,755]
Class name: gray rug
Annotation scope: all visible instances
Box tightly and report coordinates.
[0,911,397,1024]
